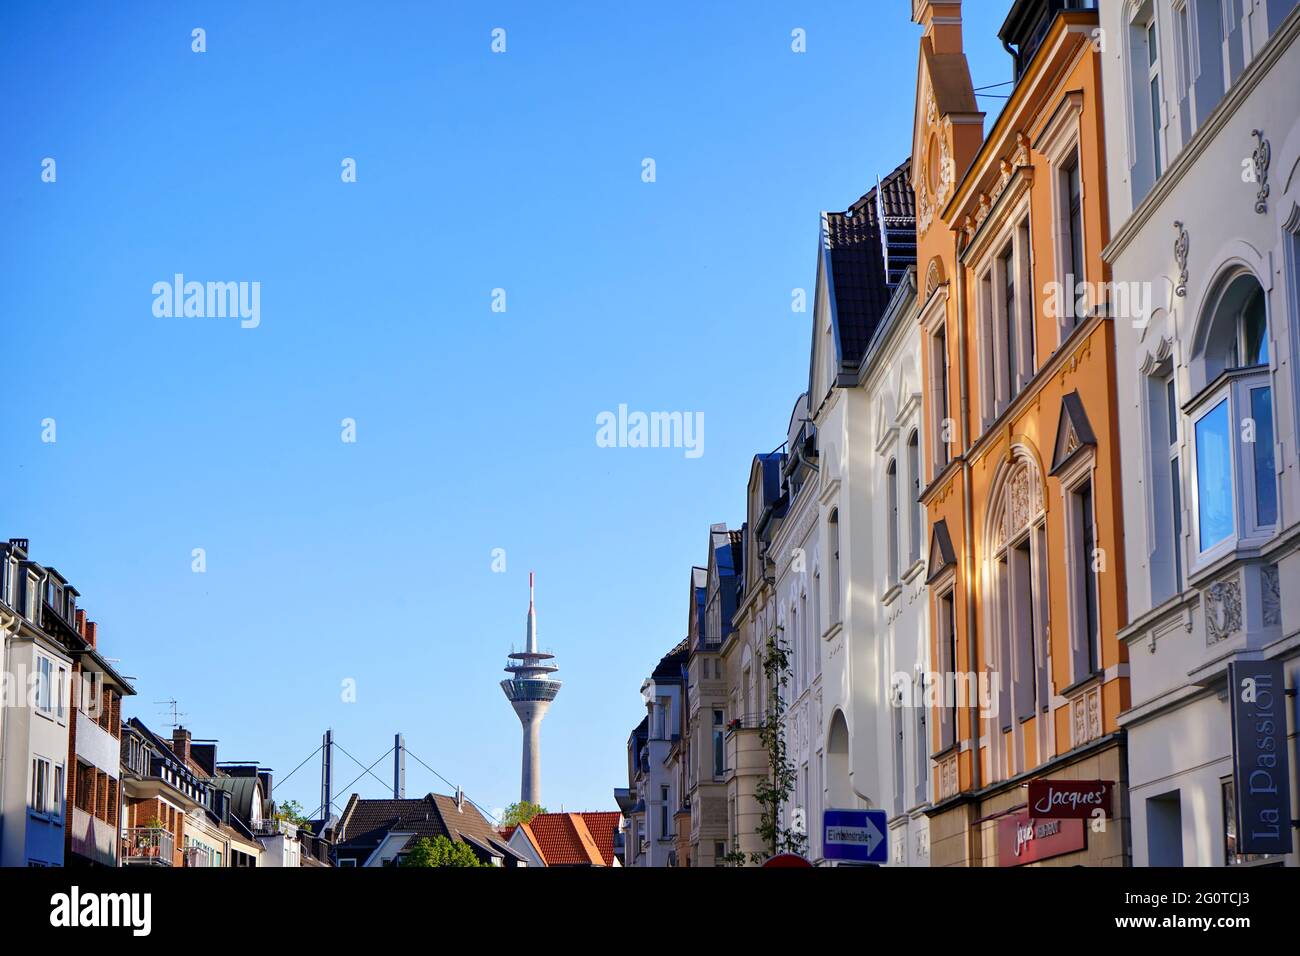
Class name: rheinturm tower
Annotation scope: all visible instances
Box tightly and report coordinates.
[500,572,560,805]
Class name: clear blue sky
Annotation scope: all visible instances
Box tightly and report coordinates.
[0,1,1010,819]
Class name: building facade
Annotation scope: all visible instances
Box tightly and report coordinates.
[913,0,1132,866]
[724,456,784,863]
[1099,0,1300,865]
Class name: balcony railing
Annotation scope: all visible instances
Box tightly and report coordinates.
[184,843,215,867]
[122,827,174,866]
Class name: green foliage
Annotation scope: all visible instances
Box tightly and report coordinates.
[399,835,487,868]
[750,629,808,864]
[275,799,312,829]
[500,801,547,827]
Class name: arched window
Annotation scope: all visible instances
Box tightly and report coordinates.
[886,459,900,585]
[1189,271,1276,558]
[907,430,922,565]
[988,452,1048,751]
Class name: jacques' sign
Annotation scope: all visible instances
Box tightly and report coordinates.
[1026,779,1113,821]
[1227,660,1293,856]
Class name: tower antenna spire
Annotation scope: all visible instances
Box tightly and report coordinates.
[502,572,560,804]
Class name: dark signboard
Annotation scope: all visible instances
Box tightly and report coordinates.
[1026,780,1114,820]
[1227,660,1293,855]
[997,812,1086,866]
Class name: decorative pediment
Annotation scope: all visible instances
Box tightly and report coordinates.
[1048,391,1097,476]
[926,519,957,584]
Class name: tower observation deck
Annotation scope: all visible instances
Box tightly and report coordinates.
[501,572,561,804]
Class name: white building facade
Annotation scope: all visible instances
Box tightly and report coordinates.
[1099,0,1300,865]
[770,395,825,861]
[813,166,932,865]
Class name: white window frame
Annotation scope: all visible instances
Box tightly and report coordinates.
[1057,448,1103,685]
[1036,90,1087,341]
[969,195,1035,430]
[31,756,51,816]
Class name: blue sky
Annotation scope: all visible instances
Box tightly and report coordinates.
[0,1,1011,818]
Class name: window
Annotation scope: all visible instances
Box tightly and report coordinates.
[712,710,725,778]
[914,682,929,806]
[35,656,53,715]
[978,218,1034,425]
[1147,16,1164,176]
[1072,479,1101,674]
[1191,273,1276,557]
[1194,397,1235,550]
[937,589,958,751]
[990,456,1047,737]
[907,430,922,565]
[659,786,670,839]
[886,458,900,585]
[828,510,841,624]
[31,757,50,814]
[932,323,951,469]
[1061,149,1085,323]
[53,766,64,821]
[1148,371,1185,600]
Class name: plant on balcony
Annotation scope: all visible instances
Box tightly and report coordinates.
[274,799,313,830]
[749,628,807,864]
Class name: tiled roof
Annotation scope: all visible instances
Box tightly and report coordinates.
[576,811,622,866]
[823,159,916,370]
[521,813,607,866]
[335,792,505,861]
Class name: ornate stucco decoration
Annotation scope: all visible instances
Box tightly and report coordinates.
[1251,129,1270,214]
[917,86,955,236]
[1203,573,1242,645]
[997,457,1043,550]
[1173,221,1189,297]
[1262,563,1281,627]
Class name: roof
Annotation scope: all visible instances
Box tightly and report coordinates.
[520,813,607,866]
[821,160,916,372]
[575,811,621,866]
[335,792,512,862]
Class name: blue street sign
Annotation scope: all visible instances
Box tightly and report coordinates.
[823,808,888,863]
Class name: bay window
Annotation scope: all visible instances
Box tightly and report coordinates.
[1190,273,1277,562]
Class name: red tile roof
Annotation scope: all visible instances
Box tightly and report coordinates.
[575,811,621,866]
[521,813,606,866]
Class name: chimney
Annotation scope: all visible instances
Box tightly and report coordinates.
[75,609,86,637]
[172,726,191,762]
[455,787,464,812]
[914,0,965,56]
[85,620,98,649]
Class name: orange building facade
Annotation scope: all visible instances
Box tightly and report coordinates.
[912,0,1130,866]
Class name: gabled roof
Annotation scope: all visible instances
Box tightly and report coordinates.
[820,160,917,376]
[519,812,608,866]
[335,792,506,861]
[576,811,622,866]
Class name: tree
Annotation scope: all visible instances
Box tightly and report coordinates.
[500,801,547,827]
[751,629,807,864]
[275,800,312,830]
[399,836,487,868]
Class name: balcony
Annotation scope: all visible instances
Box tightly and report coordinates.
[725,714,767,784]
[70,808,118,866]
[77,710,121,777]
[184,843,215,867]
[122,827,174,866]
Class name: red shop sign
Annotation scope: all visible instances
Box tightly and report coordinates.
[1026,779,1114,820]
[997,812,1086,867]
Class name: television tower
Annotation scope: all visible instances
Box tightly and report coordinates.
[500,572,561,805]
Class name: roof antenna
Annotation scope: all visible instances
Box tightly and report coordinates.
[154,697,186,730]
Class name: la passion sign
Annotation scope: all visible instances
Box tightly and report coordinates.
[1026,779,1114,821]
